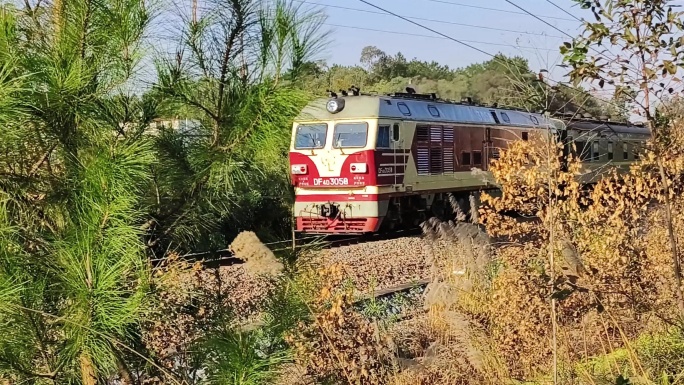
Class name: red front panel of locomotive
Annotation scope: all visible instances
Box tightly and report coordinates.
[289,149,389,233]
[289,150,378,187]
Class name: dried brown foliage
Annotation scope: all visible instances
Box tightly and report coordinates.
[141,254,275,380]
[403,123,684,381]
[285,264,395,384]
[415,220,510,383]
[229,231,284,276]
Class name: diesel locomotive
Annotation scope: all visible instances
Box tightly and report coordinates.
[289,89,651,234]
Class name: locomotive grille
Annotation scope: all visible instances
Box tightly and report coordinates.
[443,127,454,142]
[443,148,455,173]
[417,126,429,141]
[430,148,443,175]
[417,148,430,175]
[430,127,442,142]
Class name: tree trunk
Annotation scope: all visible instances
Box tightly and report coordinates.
[80,352,97,385]
[52,0,64,38]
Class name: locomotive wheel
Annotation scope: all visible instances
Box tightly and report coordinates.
[431,199,448,220]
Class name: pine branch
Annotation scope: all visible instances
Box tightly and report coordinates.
[27,142,57,177]
[215,0,246,146]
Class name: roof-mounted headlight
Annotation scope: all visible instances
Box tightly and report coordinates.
[326,98,345,114]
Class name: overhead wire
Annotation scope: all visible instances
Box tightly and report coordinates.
[354,0,626,114]
[356,0,500,57]
[503,0,647,107]
[323,23,555,51]
[503,0,623,63]
[294,0,564,39]
[419,0,576,21]
[503,0,577,40]
[544,0,583,22]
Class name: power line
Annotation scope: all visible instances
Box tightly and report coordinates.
[295,0,564,39]
[324,23,555,51]
[354,0,625,112]
[504,0,627,71]
[419,0,577,22]
[503,0,576,40]
[544,0,583,22]
[356,0,496,58]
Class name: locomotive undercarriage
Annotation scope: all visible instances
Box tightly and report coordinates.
[380,190,487,232]
[294,191,486,233]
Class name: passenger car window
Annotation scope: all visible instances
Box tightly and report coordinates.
[333,122,369,148]
[592,141,600,161]
[376,125,390,148]
[294,124,327,149]
[607,142,613,160]
[575,141,589,161]
[623,143,629,160]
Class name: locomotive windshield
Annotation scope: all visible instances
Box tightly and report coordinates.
[333,122,368,148]
[294,124,327,149]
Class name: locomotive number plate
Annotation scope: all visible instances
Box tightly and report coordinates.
[377,166,393,175]
[313,177,349,186]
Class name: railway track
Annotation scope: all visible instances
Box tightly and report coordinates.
[150,227,425,268]
[305,227,423,249]
[240,278,431,332]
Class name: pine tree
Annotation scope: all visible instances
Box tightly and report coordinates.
[0,0,155,382]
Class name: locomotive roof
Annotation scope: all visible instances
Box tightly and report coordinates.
[297,95,553,129]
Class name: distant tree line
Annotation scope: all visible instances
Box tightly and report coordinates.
[292,46,628,120]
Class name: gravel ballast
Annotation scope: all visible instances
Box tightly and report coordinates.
[320,236,433,293]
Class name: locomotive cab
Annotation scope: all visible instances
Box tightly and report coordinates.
[289,96,409,233]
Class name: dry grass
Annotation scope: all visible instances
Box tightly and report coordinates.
[386,216,509,384]
[274,363,315,385]
[278,125,684,384]
[229,231,284,276]
[385,129,684,382]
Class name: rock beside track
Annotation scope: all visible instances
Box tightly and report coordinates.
[320,236,433,293]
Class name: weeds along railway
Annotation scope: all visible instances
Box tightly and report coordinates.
[289,88,651,235]
[152,228,423,268]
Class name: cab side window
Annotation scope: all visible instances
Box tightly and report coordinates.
[377,125,391,148]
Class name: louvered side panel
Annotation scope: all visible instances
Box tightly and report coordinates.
[429,148,443,175]
[443,127,454,143]
[443,148,455,173]
[417,126,430,142]
[430,126,442,143]
[416,147,430,175]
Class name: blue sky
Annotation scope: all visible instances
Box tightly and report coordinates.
[312,0,587,82]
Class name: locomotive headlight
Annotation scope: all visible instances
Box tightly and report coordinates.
[326,98,345,114]
[350,163,367,173]
[291,164,307,175]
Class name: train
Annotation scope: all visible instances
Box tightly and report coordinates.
[289,88,651,234]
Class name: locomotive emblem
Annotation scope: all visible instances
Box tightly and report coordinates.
[321,154,336,171]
